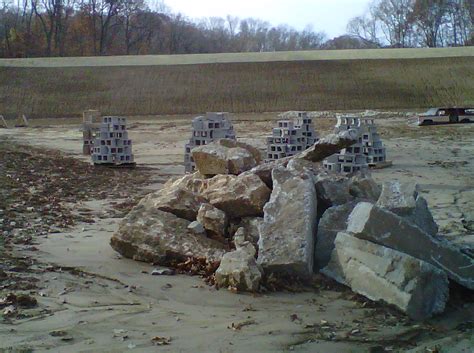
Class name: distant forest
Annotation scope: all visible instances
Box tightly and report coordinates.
[0,0,472,58]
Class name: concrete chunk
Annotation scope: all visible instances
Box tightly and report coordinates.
[257,166,317,278]
[322,232,449,321]
[347,202,474,290]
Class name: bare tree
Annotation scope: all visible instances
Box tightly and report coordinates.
[373,0,416,47]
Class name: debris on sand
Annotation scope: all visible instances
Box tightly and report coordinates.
[110,134,473,321]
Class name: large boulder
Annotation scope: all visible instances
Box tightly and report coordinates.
[376,181,438,236]
[314,202,357,270]
[322,232,449,321]
[150,186,206,221]
[110,195,226,265]
[197,203,228,237]
[257,166,317,279]
[202,174,271,219]
[192,139,260,176]
[296,130,358,162]
[215,234,262,292]
[347,202,474,290]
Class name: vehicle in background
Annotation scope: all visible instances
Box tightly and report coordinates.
[416,107,474,126]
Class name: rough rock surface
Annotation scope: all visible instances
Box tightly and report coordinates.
[296,130,358,162]
[314,173,353,208]
[257,166,317,278]
[314,202,357,270]
[376,181,438,235]
[163,172,206,195]
[230,217,263,247]
[347,202,474,290]
[197,203,228,237]
[151,186,206,221]
[349,176,382,201]
[202,174,271,219]
[110,195,226,264]
[377,181,418,214]
[188,221,205,234]
[215,238,262,292]
[192,139,260,176]
[322,232,449,321]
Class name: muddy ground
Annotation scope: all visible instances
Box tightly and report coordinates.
[0,111,473,353]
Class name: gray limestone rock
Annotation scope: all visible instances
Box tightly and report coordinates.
[314,172,354,208]
[376,181,418,215]
[322,232,449,321]
[215,243,262,292]
[347,202,474,290]
[314,202,358,270]
[192,139,260,176]
[229,217,263,247]
[188,221,205,235]
[151,186,207,221]
[110,195,226,265]
[348,175,381,201]
[202,174,271,219]
[197,203,228,237]
[376,181,438,236]
[257,166,317,279]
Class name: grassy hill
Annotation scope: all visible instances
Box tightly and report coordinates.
[0,48,473,118]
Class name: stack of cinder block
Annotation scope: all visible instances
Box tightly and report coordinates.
[323,116,369,174]
[359,118,388,167]
[91,116,134,166]
[184,112,236,173]
[82,110,101,155]
[265,112,318,162]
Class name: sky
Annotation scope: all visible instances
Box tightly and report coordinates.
[163,0,372,38]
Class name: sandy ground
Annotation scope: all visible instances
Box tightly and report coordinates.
[0,112,473,353]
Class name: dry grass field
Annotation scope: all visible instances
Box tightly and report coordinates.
[0,48,473,118]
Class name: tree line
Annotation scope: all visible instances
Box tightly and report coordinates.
[348,0,473,48]
[0,0,472,58]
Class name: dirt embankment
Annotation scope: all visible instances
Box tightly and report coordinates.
[1,56,473,119]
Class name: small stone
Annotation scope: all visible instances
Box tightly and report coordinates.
[151,268,175,276]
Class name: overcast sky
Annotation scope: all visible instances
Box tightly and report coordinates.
[164,0,371,38]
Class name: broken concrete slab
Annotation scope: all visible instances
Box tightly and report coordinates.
[202,174,271,219]
[257,166,317,279]
[322,232,449,321]
[197,203,228,237]
[296,130,358,162]
[347,202,474,290]
[110,195,226,265]
[192,139,259,176]
[314,202,358,270]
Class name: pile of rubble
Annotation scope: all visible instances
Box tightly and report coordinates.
[110,132,473,321]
